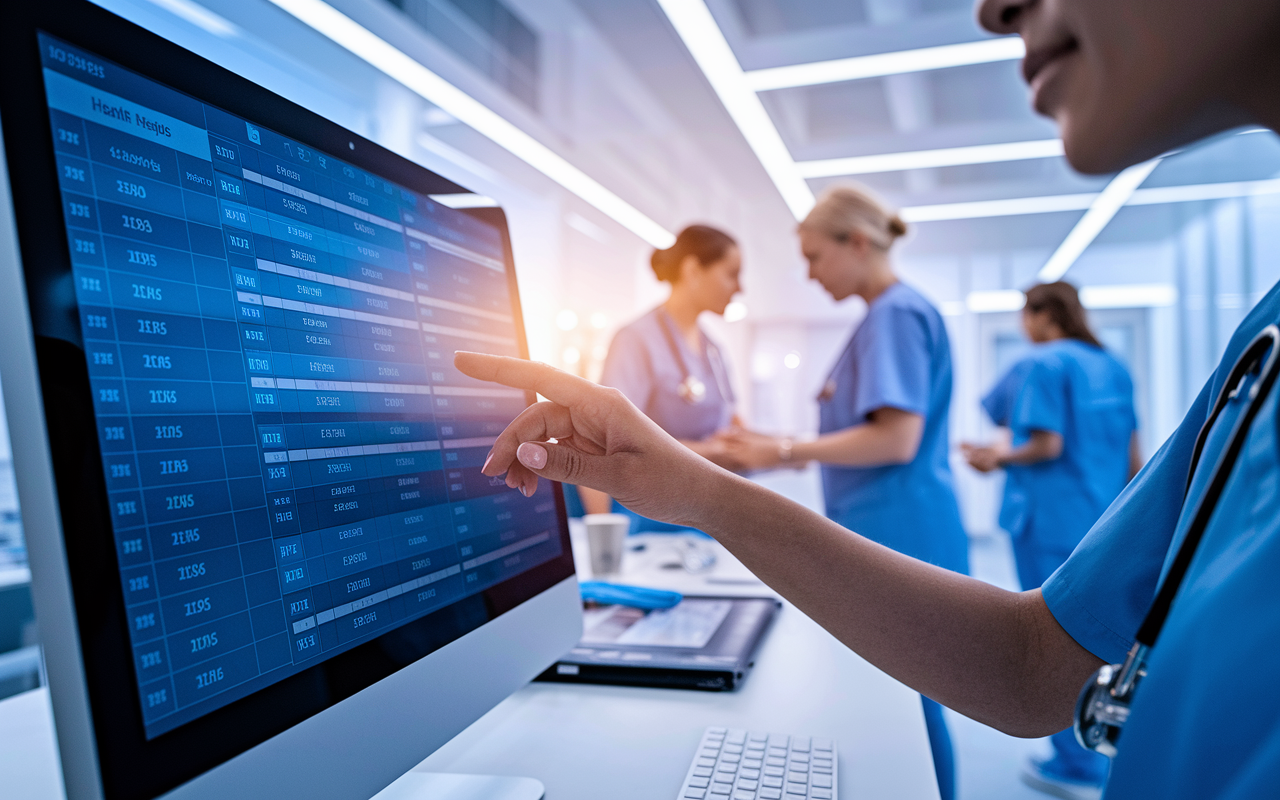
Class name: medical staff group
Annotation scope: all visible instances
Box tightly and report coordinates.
[587,183,1140,800]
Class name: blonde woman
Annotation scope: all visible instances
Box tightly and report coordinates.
[724,185,967,800]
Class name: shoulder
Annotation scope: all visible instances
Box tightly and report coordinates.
[865,283,941,334]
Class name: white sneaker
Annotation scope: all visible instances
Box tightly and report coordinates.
[1020,756,1104,800]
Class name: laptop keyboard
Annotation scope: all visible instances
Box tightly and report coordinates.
[677,727,837,800]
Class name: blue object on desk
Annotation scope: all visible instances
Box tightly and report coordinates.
[579,582,683,610]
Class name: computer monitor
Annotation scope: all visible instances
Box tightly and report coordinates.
[0,1,582,797]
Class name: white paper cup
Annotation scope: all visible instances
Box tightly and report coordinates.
[584,513,630,578]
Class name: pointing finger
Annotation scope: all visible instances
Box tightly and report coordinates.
[454,352,593,407]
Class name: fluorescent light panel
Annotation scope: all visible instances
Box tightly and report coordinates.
[1037,159,1162,282]
[900,176,1280,223]
[267,0,676,248]
[655,0,814,219]
[744,37,1025,92]
[798,139,1063,178]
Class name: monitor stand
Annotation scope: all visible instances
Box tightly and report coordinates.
[375,772,544,800]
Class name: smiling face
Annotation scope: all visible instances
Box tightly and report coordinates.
[977,0,1280,173]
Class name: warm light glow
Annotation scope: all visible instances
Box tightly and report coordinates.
[1038,159,1162,282]
[784,352,801,370]
[797,140,1063,178]
[265,0,676,248]
[744,37,1026,92]
[655,0,814,219]
[562,347,581,365]
[724,301,748,322]
[556,310,579,331]
[589,312,610,330]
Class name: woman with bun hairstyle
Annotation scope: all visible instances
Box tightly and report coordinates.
[579,224,744,520]
[724,184,968,800]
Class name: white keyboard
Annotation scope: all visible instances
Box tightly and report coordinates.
[676,727,837,800]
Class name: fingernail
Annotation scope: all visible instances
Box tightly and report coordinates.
[520,484,530,497]
[517,442,547,470]
[482,451,494,473]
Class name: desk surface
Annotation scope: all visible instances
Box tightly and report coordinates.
[0,532,939,800]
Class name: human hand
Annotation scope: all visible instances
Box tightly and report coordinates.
[454,352,723,526]
[719,429,786,471]
[961,442,1004,473]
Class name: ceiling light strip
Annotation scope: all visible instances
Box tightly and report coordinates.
[655,0,815,219]
[1037,159,1161,282]
[797,139,1064,177]
[744,37,1026,92]
[266,0,676,248]
[900,175,1280,223]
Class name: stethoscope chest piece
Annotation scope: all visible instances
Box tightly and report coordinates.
[678,375,707,405]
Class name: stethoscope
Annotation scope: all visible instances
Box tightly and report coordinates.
[1075,324,1280,757]
[657,309,730,406]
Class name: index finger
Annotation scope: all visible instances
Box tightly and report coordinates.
[454,352,594,407]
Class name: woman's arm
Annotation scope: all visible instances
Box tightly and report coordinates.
[964,429,1063,473]
[723,408,924,471]
[456,352,1103,737]
[1129,431,1144,480]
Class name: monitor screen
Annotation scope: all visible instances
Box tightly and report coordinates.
[34,30,566,741]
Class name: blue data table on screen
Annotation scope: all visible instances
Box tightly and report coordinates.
[38,31,563,740]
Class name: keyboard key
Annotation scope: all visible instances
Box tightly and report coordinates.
[681,728,835,800]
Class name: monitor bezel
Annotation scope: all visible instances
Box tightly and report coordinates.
[0,2,577,798]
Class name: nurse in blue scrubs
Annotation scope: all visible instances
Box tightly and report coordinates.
[579,224,744,526]
[459,2,1280,797]
[727,184,967,800]
[963,282,1138,792]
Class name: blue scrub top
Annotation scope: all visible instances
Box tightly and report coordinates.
[819,282,968,574]
[1043,281,1280,799]
[600,307,735,440]
[982,340,1136,553]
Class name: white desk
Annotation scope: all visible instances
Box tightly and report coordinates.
[0,532,939,799]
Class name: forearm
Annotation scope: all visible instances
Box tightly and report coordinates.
[688,472,1101,736]
[793,414,920,466]
[999,430,1063,466]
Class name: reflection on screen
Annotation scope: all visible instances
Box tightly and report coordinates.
[38,32,561,739]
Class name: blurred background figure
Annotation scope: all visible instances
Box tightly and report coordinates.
[725,184,967,800]
[578,224,744,531]
[962,281,1138,799]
